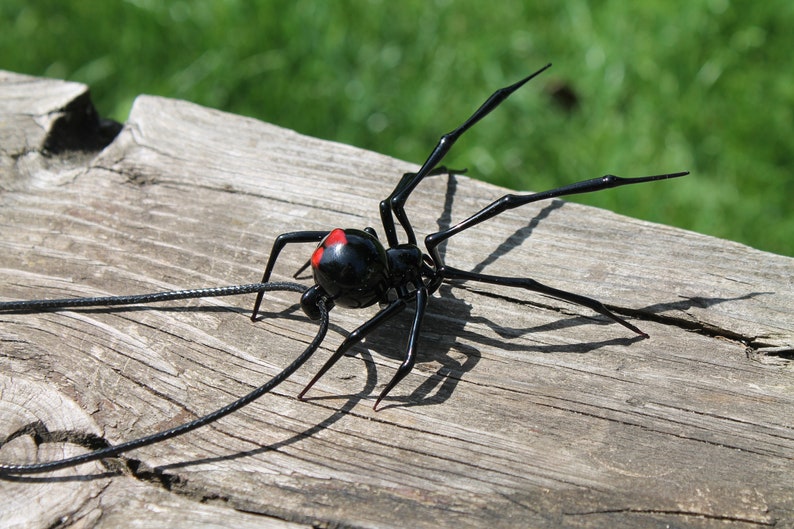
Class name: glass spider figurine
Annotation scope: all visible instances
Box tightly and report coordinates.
[250,62,687,410]
[0,62,687,474]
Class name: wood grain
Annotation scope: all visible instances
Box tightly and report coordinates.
[1,70,792,528]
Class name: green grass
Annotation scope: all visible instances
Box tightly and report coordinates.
[2,1,792,256]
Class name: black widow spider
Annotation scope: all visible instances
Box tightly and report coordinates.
[0,62,687,474]
[250,62,687,409]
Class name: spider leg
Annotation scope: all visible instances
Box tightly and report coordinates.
[442,266,648,337]
[293,258,313,279]
[298,295,408,402]
[392,166,464,196]
[381,63,552,247]
[425,172,689,266]
[374,286,428,410]
[251,231,328,320]
[379,166,466,247]
[298,286,429,410]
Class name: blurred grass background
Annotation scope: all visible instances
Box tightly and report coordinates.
[1,0,791,256]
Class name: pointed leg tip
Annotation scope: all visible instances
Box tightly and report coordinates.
[297,388,309,401]
[633,327,650,339]
[622,321,649,339]
[373,391,388,411]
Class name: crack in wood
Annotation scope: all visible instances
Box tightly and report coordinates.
[564,507,775,526]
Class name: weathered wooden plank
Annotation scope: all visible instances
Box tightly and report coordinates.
[1,70,792,528]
